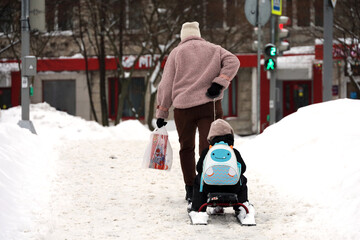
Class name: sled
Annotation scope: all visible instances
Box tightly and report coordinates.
[189,192,256,226]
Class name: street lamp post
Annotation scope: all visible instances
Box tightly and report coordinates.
[18,0,37,134]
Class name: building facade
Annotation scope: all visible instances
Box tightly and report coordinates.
[1,0,359,134]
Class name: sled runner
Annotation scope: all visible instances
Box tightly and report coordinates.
[198,192,248,212]
[189,192,256,226]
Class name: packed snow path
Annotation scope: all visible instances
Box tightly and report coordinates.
[46,138,341,240]
[2,101,359,239]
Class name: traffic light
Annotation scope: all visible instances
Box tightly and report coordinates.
[264,43,277,71]
[251,27,263,51]
[277,16,291,54]
[29,84,34,96]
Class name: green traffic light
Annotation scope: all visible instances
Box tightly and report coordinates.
[264,44,277,57]
[29,85,34,96]
[270,47,276,56]
[264,43,277,71]
[265,59,276,70]
[267,59,275,70]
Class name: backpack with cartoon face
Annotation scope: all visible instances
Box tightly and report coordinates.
[200,141,241,192]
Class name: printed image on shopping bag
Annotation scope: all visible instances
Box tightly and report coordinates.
[149,134,168,170]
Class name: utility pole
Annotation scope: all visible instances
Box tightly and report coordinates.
[256,0,262,133]
[268,0,282,125]
[323,0,335,102]
[18,0,37,134]
[245,0,271,132]
[269,14,277,125]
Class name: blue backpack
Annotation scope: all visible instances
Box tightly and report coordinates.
[200,141,241,192]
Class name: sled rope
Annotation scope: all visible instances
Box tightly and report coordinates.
[213,98,216,121]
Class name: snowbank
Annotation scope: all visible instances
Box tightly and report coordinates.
[0,102,151,141]
[0,103,151,238]
[241,99,360,239]
[0,122,55,239]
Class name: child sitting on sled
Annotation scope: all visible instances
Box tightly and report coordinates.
[188,119,256,225]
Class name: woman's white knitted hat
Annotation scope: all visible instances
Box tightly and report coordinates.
[180,22,201,41]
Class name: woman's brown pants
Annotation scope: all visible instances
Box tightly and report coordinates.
[174,101,223,186]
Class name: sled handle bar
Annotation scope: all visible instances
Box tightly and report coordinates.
[198,202,249,214]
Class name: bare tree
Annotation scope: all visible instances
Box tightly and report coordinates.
[333,0,360,96]
[81,0,110,126]
[71,0,99,122]
[141,0,252,130]
[0,0,21,66]
[0,0,56,59]
[103,0,201,127]
[143,0,199,130]
[304,0,360,97]
[1,0,256,128]
[201,0,253,52]
[98,0,109,126]
[80,0,253,129]
[103,0,144,124]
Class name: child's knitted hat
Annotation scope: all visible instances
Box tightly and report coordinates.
[207,119,234,142]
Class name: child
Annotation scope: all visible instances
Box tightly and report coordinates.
[188,119,255,225]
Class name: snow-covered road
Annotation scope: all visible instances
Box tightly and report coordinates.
[44,138,341,240]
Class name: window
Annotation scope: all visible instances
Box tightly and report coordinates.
[108,77,145,120]
[283,81,311,117]
[46,0,77,31]
[203,0,244,28]
[43,80,76,115]
[45,1,55,31]
[0,3,16,33]
[297,0,310,27]
[314,0,323,27]
[57,0,75,31]
[123,77,145,118]
[285,0,293,27]
[206,0,224,28]
[221,77,237,117]
[128,0,143,29]
[193,1,204,26]
[347,82,360,99]
[226,0,241,27]
[0,88,12,109]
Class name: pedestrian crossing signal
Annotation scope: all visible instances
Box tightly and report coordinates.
[265,58,277,70]
[264,44,277,71]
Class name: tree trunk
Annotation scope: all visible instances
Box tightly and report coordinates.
[76,2,98,122]
[84,55,98,122]
[114,0,124,125]
[99,0,108,126]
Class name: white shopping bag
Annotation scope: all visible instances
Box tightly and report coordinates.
[143,127,173,171]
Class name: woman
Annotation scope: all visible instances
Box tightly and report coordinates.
[156,21,240,203]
